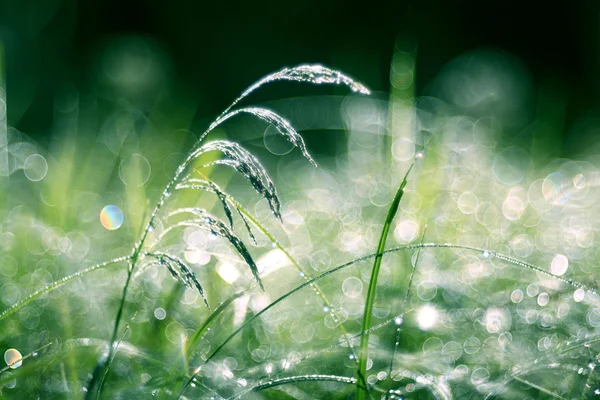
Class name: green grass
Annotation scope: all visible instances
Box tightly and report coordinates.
[1,61,600,400]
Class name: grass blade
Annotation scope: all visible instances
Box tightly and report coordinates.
[356,163,414,400]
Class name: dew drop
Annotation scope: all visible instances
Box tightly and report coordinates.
[4,349,22,369]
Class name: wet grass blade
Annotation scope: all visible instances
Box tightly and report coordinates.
[93,64,370,400]
[189,140,282,220]
[210,107,316,166]
[96,313,136,398]
[146,252,210,308]
[230,375,362,399]
[152,208,263,291]
[211,64,370,135]
[356,163,414,400]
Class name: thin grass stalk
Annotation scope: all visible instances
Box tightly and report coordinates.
[97,314,135,395]
[387,226,427,381]
[356,163,414,400]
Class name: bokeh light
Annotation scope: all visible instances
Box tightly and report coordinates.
[99,205,124,230]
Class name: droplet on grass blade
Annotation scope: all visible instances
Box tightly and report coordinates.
[4,348,22,369]
[189,140,282,220]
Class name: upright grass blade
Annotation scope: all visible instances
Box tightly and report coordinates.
[387,226,427,380]
[96,313,136,397]
[356,163,414,400]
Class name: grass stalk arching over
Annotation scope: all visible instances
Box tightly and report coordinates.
[84,65,372,398]
[3,62,598,399]
[356,162,414,400]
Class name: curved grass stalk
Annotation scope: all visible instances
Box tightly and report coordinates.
[213,64,370,133]
[0,337,173,387]
[512,376,567,400]
[212,107,316,166]
[176,241,594,398]
[190,141,282,220]
[388,369,452,400]
[150,208,261,291]
[356,163,414,400]
[229,375,364,399]
[175,178,257,244]
[0,256,130,322]
[144,251,210,307]
[227,321,453,400]
[90,64,371,397]
[487,363,585,400]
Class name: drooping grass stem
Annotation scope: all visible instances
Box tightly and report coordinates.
[87,65,371,397]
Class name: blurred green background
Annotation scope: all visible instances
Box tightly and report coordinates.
[2,1,600,399]
[0,0,598,152]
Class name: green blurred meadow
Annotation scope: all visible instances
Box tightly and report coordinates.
[1,1,600,399]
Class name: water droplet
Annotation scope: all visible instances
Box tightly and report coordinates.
[4,349,22,369]
[394,316,403,325]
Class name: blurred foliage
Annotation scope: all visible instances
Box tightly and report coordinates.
[1,1,600,399]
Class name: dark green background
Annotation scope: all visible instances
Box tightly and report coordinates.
[0,0,597,142]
